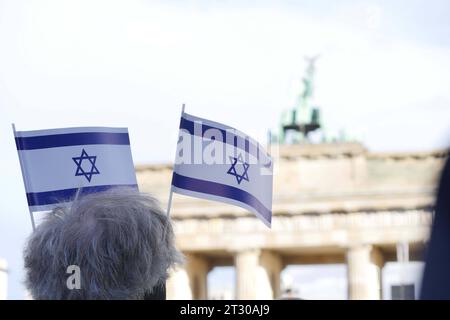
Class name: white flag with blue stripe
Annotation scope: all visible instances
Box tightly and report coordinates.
[171,112,273,227]
[14,126,138,212]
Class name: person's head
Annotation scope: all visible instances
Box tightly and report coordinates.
[23,187,183,299]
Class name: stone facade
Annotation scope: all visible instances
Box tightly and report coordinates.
[136,143,448,300]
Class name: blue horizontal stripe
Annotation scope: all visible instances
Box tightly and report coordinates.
[180,116,262,160]
[16,132,130,150]
[172,172,271,223]
[27,184,138,207]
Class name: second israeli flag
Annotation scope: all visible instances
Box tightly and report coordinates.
[171,111,273,227]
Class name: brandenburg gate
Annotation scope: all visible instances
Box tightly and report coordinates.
[136,143,447,300]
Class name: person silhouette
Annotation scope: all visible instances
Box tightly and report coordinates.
[421,153,450,299]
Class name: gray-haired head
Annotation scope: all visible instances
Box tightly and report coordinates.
[23,187,183,299]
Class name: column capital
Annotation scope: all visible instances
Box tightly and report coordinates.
[346,244,384,267]
[229,247,261,256]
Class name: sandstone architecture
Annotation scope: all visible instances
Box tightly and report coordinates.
[136,143,448,300]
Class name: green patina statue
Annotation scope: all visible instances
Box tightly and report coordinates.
[277,55,322,144]
[267,55,355,145]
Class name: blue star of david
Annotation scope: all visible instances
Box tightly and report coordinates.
[72,149,100,182]
[227,154,250,185]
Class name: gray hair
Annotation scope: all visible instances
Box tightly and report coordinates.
[23,187,183,299]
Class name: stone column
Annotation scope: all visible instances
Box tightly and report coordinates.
[346,245,384,300]
[167,254,210,300]
[235,249,259,299]
[185,254,209,300]
[259,251,283,299]
[166,267,192,300]
[234,249,282,299]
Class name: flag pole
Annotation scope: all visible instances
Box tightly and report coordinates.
[166,103,185,217]
[165,187,174,217]
[12,123,36,231]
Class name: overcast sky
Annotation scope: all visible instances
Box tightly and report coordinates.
[0,0,449,299]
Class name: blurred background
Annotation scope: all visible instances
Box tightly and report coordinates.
[0,0,449,300]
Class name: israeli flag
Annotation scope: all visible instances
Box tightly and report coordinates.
[171,111,273,227]
[13,126,138,213]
